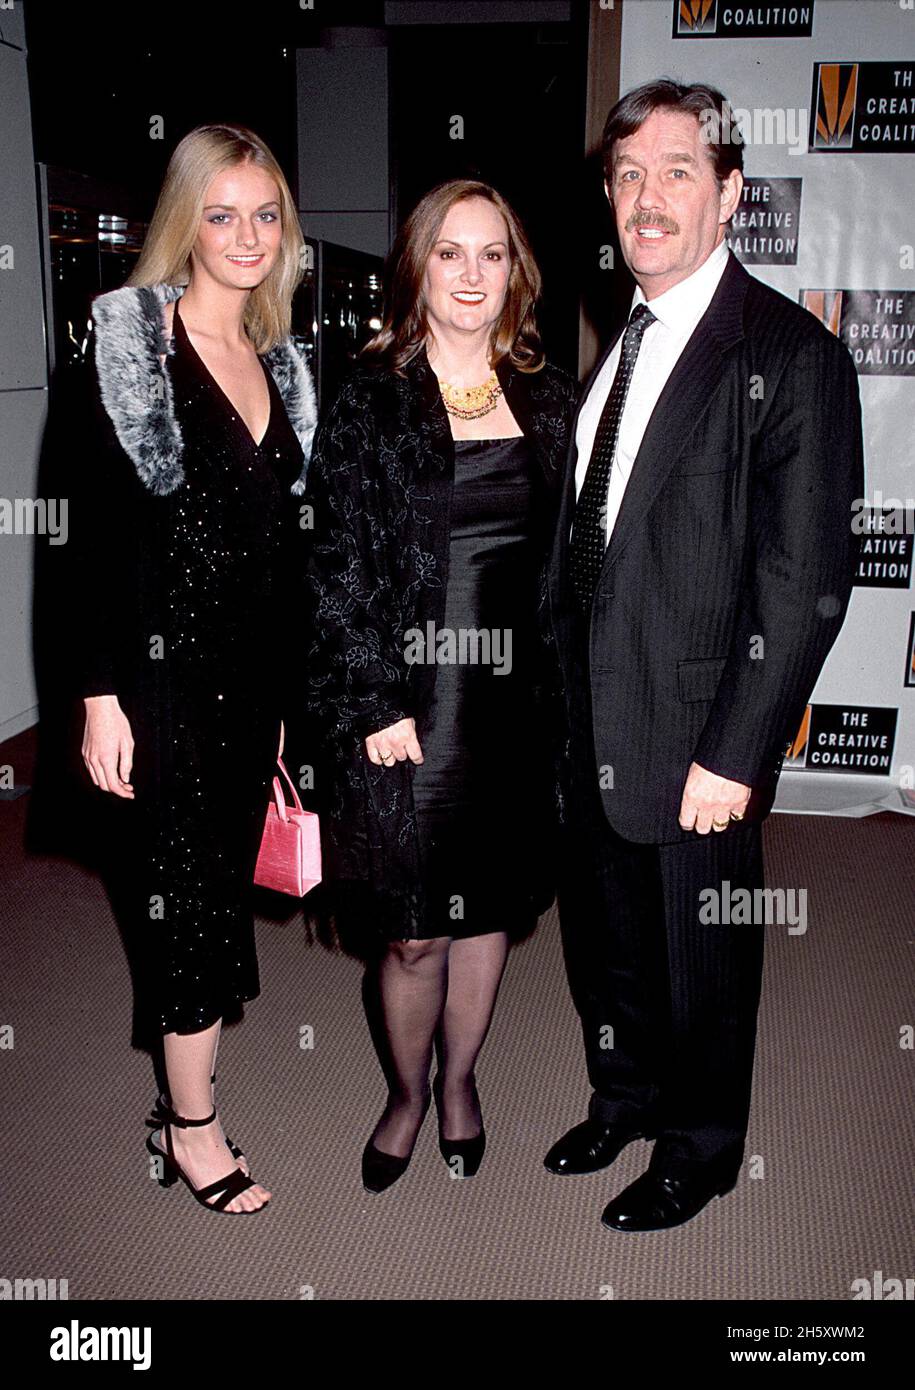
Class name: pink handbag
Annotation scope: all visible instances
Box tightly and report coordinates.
[254,758,322,897]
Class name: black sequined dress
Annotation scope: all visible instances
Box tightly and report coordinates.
[409,435,549,940]
[83,298,305,1038]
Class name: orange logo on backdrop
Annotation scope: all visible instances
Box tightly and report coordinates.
[802,290,843,338]
[680,0,716,31]
[815,64,858,148]
[786,706,811,763]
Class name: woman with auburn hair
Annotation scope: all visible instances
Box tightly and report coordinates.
[64,124,316,1213]
[302,179,576,1192]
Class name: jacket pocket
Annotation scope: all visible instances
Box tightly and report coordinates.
[674,449,738,476]
[677,656,727,703]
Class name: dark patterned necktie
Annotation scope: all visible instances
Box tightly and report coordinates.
[569,302,656,608]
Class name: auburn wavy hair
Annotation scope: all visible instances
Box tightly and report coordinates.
[127,123,304,353]
[361,179,545,375]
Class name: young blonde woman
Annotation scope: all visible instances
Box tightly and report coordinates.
[68,125,316,1213]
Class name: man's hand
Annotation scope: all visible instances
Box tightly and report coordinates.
[82,695,135,799]
[365,717,423,767]
[678,761,751,834]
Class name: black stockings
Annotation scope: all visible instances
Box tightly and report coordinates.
[366,931,509,1157]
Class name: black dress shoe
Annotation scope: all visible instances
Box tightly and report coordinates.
[601,1165,738,1232]
[433,1074,486,1179]
[361,1093,431,1194]
[543,1118,655,1176]
[362,1140,412,1194]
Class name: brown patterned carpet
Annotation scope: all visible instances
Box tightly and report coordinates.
[1,725,912,1301]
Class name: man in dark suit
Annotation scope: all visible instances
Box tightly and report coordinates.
[545,79,864,1231]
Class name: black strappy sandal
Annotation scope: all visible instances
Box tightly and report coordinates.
[146,1102,269,1215]
[147,1072,245,1165]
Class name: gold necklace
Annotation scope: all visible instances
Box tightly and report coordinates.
[439,371,503,420]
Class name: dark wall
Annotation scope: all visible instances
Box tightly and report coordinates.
[24,5,336,216]
[25,1,594,375]
[389,18,588,375]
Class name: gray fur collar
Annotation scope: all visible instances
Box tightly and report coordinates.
[90,281,316,496]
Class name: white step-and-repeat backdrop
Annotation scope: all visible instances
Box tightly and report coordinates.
[612,0,915,817]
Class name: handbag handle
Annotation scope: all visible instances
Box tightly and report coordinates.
[270,756,305,823]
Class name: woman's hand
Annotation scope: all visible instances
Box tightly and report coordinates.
[365,717,423,767]
[82,695,135,798]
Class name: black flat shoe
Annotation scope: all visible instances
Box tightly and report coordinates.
[432,1073,485,1179]
[361,1091,431,1194]
[600,1165,738,1232]
[361,1140,412,1194]
[544,1118,655,1176]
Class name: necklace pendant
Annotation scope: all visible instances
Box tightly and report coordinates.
[439,372,503,420]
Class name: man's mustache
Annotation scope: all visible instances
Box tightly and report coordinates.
[625,214,680,234]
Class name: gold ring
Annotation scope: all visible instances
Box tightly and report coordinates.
[712,818,729,830]
[730,811,744,821]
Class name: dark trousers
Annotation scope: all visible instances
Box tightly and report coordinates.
[557,630,766,1179]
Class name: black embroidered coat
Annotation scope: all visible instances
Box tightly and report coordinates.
[301,345,577,942]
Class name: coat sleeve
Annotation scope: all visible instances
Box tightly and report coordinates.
[302,375,412,741]
[691,329,864,787]
[533,362,579,826]
[51,345,145,704]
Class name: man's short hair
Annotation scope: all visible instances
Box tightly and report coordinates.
[601,77,744,192]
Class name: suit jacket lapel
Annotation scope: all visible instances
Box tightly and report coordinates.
[600,253,748,577]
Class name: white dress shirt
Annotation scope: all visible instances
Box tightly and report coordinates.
[573,239,731,541]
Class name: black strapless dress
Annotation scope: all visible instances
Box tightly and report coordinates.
[410,435,550,940]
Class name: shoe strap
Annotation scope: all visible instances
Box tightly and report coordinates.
[197,1166,258,1210]
[161,1104,217,1129]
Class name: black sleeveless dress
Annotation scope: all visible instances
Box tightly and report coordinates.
[121,298,305,1036]
[410,435,549,940]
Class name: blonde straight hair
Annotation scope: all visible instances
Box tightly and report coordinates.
[127,123,304,353]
